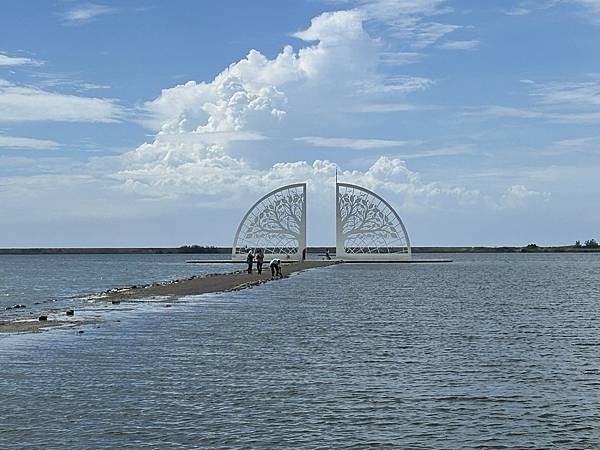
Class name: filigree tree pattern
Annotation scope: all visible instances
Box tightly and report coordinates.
[336,183,411,258]
[233,184,306,259]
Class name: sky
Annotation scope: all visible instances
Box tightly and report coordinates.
[1,0,599,247]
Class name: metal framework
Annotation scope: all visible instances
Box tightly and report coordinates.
[232,183,307,261]
[336,182,411,260]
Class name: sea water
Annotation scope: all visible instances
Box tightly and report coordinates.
[0,253,237,320]
[1,253,599,448]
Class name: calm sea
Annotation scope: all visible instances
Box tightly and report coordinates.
[0,253,236,320]
[1,253,599,448]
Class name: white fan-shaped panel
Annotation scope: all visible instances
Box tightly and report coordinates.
[336,183,411,260]
[232,183,307,261]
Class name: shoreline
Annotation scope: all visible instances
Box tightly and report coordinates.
[0,260,338,334]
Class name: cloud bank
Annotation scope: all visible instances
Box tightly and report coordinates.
[110,9,538,212]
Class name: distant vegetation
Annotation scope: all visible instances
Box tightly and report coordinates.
[177,245,229,254]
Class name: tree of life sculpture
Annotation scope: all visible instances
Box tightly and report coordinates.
[232,183,307,261]
[336,182,411,260]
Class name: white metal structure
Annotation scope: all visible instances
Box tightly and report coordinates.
[336,182,411,260]
[232,183,307,261]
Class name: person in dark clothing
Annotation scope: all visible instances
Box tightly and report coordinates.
[246,251,254,274]
[256,249,264,274]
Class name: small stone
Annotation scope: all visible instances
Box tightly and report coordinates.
[38,315,48,321]
[66,309,74,316]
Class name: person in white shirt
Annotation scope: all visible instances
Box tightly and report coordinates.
[269,258,282,278]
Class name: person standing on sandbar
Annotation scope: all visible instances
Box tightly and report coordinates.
[246,250,254,274]
[255,249,264,274]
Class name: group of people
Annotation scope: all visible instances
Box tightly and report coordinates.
[246,249,282,278]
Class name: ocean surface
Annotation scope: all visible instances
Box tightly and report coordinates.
[1,253,600,448]
[0,253,237,320]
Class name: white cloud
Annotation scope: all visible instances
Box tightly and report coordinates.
[499,185,550,208]
[0,79,123,123]
[140,10,427,131]
[0,135,60,150]
[62,3,116,25]
[328,0,461,48]
[378,51,424,66]
[350,102,419,112]
[0,53,42,67]
[109,9,524,214]
[504,0,600,21]
[530,78,600,107]
[567,0,600,18]
[504,7,534,16]
[438,39,479,50]
[465,76,600,124]
[465,105,600,124]
[296,136,416,149]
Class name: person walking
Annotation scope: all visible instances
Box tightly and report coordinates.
[325,249,331,260]
[256,249,264,274]
[246,250,254,274]
[269,258,282,278]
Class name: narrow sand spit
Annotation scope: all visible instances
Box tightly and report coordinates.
[0,260,338,334]
[99,260,338,302]
[0,319,98,334]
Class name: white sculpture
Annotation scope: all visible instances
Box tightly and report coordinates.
[232,181,411,262]
[232,183,307,261]
[336,182,411,260]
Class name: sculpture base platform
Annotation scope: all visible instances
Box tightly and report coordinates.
[336,258,452,263]
[186,260,301,264]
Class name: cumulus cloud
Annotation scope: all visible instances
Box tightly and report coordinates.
[111,9,531,213]
[499,185,550,209]
[120,11,433,198]
[0,79,123,123]
[0,135,60,150]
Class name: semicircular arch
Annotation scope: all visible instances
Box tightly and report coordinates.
[232,183,307,261]
[336,182,411,260]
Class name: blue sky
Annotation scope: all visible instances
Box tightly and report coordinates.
[1,0,599,247]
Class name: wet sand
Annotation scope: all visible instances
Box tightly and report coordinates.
[0,319,98,334]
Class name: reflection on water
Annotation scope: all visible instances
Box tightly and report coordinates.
[1,253,600,448]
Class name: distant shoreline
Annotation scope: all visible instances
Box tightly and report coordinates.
[0,245,599,255]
